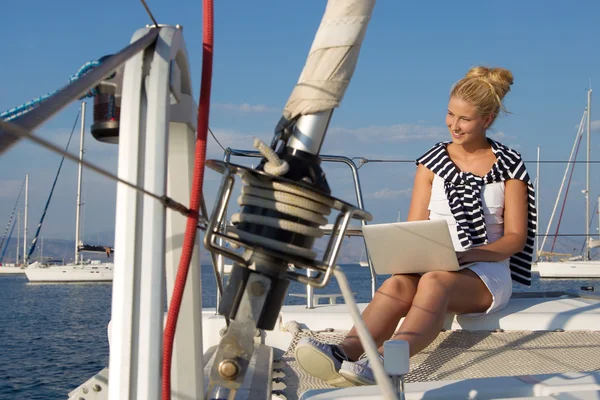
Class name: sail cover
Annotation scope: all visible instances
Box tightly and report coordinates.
[282,0,376,121]
[78,242,113,253]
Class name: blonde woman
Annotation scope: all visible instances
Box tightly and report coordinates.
[296,66,536,386]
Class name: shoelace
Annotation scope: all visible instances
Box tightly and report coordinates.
[357,351,384,365]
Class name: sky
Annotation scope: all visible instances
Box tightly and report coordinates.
[1,0,600,258]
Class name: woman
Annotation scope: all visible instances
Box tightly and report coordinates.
[295,66,536,387]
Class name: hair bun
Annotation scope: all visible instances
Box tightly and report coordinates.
[465,66,513,99]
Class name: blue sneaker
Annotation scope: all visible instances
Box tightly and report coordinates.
[295,337,353,387]
[338,353,383,386]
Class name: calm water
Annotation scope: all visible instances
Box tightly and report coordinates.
[1,265,599,399]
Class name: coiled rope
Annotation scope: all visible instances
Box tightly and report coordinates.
[228,138,334,260]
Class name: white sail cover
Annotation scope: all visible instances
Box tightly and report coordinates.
[589,238,600,249]
[282,0,376,121]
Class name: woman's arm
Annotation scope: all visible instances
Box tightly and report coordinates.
[457,178,529,264]
[406,164,434,222]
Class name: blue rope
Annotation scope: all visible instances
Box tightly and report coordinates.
[0,59,103,122]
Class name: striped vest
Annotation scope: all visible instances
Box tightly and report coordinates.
[416,139,537,286]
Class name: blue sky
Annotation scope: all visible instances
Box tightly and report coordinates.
[1,1,600,257]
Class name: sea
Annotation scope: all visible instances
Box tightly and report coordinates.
[1,264,599,400]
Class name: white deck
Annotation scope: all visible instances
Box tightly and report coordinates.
[101,287,600,399]
[195,293,600,400]
[299,372,600,400]
[201,293,600,354]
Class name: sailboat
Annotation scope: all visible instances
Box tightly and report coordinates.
[4,2,600,399]
[537,89,600,278]
[358,249,369,267]
[25,102,114,283]
[0,175,28,274]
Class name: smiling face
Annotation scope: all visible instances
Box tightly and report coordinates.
[445,96,492,145]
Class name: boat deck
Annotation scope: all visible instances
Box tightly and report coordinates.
[84,292,600,400]
[273,327,600,399]
[267,293,600,399]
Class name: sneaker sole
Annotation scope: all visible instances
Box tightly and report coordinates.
[295,344,353,387]
[339,369,376,386]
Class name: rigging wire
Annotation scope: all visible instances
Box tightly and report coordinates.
[550,133,584,253]
[0,177,26,255]
[0,118,193,220]
[0,214,17,262]
[354,158,600,164]
[26,110,80,260]
[208,126,226,152]
[140,0,159,28]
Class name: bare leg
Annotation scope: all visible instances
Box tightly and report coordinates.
[339,273,420,361]
[388,269,492,357]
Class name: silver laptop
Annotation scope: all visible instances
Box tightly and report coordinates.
[362,219,472,275]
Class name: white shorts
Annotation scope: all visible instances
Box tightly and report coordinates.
[461,258,512,318]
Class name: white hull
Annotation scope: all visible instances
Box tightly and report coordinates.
[25,264,114,282]
[0,266,25,274]
[537,260,600,278]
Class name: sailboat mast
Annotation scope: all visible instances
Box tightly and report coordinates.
[536,146,541,259]
[23,174,28,265]
[74,102,86,264]
[586,89,592,260]
[16,210,20,265]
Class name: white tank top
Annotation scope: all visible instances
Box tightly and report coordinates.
[428,174,505,252]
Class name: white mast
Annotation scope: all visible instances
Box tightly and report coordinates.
[23,174,28,265]
[536,146,541,259]
[585,89,592,260]
[74,101,86,264]
[539,108,586,256]
[16,210,20,265]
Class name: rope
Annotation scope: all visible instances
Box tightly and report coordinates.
[229,139,333,259]
[162,1,213,397]
[0,59,103,122]
[253,138,289,175]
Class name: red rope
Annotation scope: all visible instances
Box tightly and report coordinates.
[161,1,213,398]
[550,133,583,253]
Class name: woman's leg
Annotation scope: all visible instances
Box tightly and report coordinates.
[339,273,420,361]
[389,269,492,357]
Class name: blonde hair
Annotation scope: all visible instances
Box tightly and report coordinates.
[451,66,514,125]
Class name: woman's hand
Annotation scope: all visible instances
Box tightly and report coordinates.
[456,250,472,265]
[456,249,483,265]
